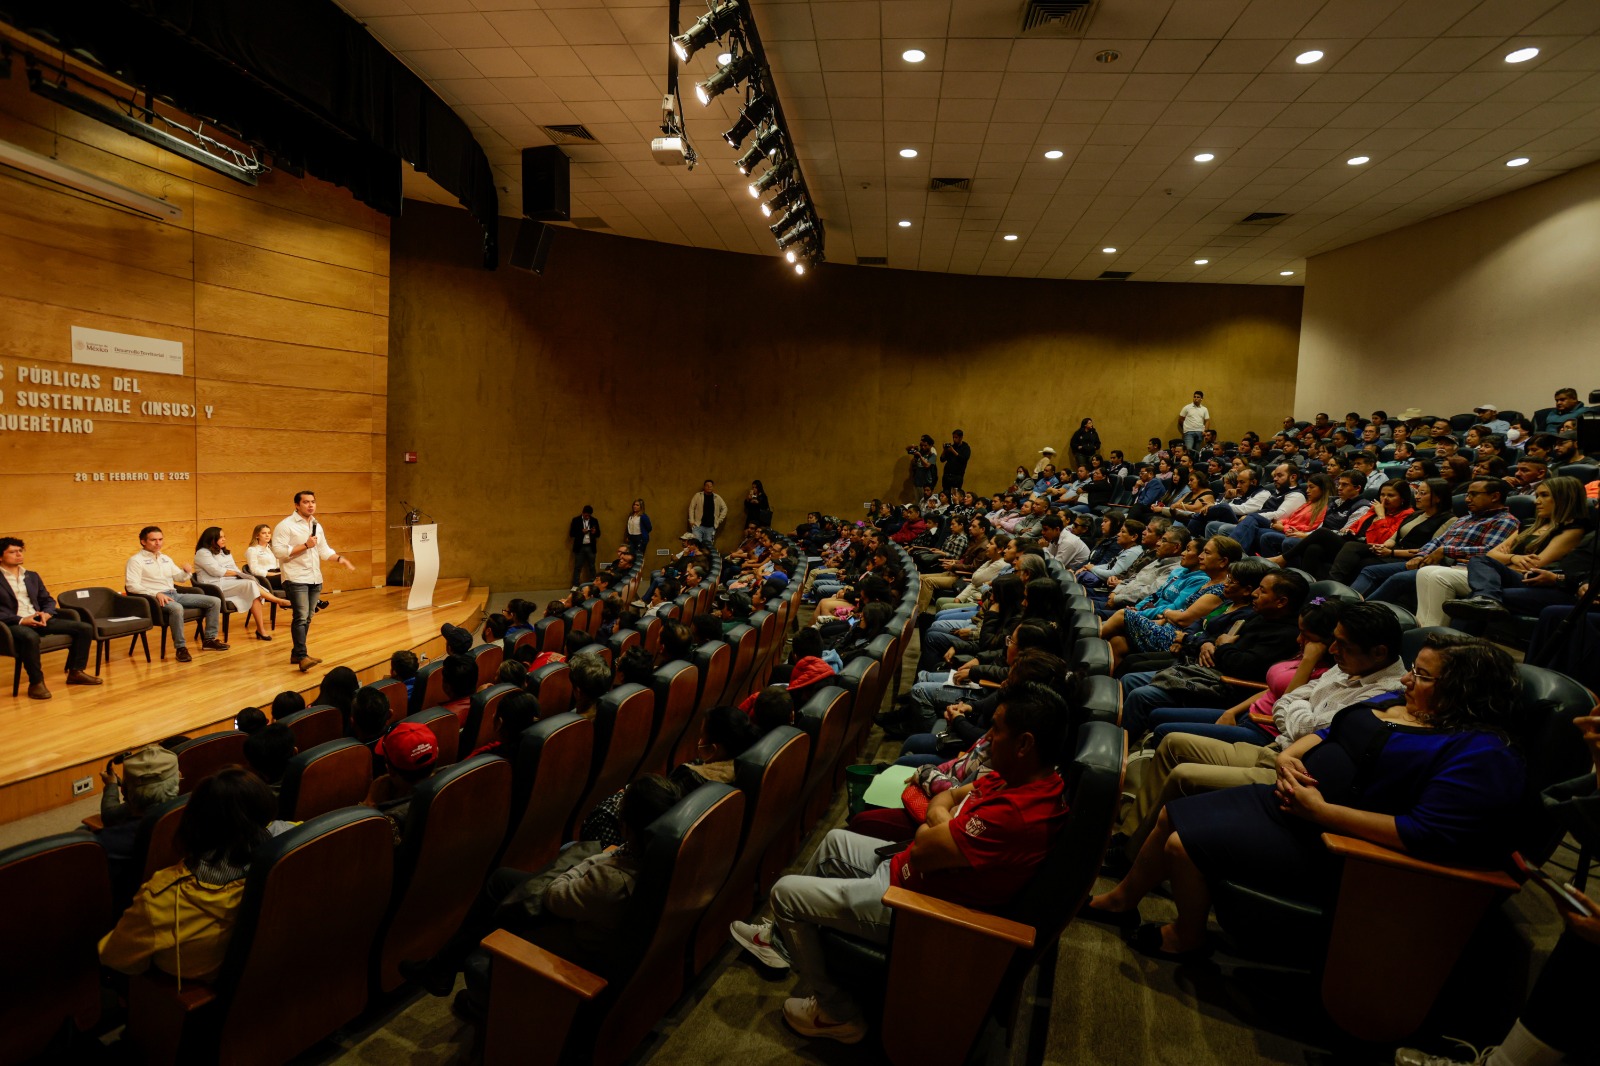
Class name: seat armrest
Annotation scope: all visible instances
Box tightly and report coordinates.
[481,929,606,1066]
[1220,675,1270,692]
[1320,833,1519,891]
[482,929,607,999]
[113,594,153,619]
[882,886,1034,948]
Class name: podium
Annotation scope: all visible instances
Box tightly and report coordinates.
[405,523,440,610]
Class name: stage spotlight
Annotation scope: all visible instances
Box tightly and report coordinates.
[735,124,783,174]
[721,94,772,148]
[695,52,754,106]
[768,202,809,236]
[671,1,742,63]
[747,156,794,196]
[759,183,802,217]
[775,218,815,249]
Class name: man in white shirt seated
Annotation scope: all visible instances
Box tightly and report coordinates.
[271,490,356,672]
[124,526,226,664]
[1039,513,1089,569]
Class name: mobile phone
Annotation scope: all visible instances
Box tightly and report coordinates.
[1512,854,1592,916]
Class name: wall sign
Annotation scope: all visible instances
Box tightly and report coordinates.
[71,325,184,376]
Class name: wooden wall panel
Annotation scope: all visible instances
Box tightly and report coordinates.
[388,205,1303,588]
[0,50,389,610]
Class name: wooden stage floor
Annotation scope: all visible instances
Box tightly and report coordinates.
[0,579,487,823]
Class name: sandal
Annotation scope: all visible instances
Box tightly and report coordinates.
[1128,922,1212,963]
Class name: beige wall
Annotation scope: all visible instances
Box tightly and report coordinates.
[1296,159,1600,421]
[387,203,1302,589]
[0,44,389,594]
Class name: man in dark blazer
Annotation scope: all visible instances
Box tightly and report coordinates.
[568,506,601,587]
[0,537,101,699]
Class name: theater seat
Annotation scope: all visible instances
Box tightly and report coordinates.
[640,659,698,778]
[481,784,745,1066]
[1074,637,1113,678]
[528,662,573,717]
[409,660,448,715]
[472,642,504,688]
[464,683,519,754]
[364,678,409,725]
[672,640,730,767]
[606,627,640,663]
[374,755,513,993]
[569,683,655,838]
[718,622,758,704]
[794,685,852,838]
[125,809,394,1066]
[534,615,565,655]
[0,833,113,1066]
[133,793,191,885]
[275,704,343,752]
[278,739,373,820]
[499,713,594,872]
[172,732,248,794]
[1308,580,1361,603]
[398,708,460,766]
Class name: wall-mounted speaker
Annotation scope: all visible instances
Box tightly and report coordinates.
[509,219,554,274]
[522,145,570,221]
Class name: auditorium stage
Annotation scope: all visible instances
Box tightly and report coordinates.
[0,579,488,823]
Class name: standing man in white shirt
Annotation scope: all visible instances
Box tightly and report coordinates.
[688,479,728,548]
[124,526,226,664]
[272,490,356,672]
[1178,391,1212,455]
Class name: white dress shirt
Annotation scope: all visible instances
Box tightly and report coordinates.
[1269,658,1409,750]
[271,513,337,584]
[125,551,188,596]
[4,569,36,616]
[246,544,279,578]
[1052,530,1091,569]
[1256,490,1308,524]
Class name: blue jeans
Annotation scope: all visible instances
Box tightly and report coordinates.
[1184,431,1204,453]
[934,606,978,622]
[1365,568,1420,609]
[158,591,221,650]
[1351,560,1407,597]
[1149,707,1273,745]
[1122,678,1229,738]
[895,732,943,767]
[284,581,322,659]
[693,525,716,546]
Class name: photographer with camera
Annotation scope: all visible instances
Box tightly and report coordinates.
[940,429,971,491]
[907,435,938,491]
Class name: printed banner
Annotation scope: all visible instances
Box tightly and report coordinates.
[71,325,184,376]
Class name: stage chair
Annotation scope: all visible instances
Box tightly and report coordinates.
[128,585,210,660]
[568,683,655,838]
[527,661,573,716]
[499,713,594,872]
[123,810,393,1066]
[364,678,409,725]
[373,755,512,994]
[278,739,374,821]
[275,704,343,752]
[0,833,113,1066]
[691,726,810,972]
[60,586,152,673]
[464,682,519,754]
[472,642,504,689]
[816,722,1126,1066]
[640,659,698,777]
[409,660,448,715]
[171,732,248,794]
[481,784,745,1066]
[399,708,461,766]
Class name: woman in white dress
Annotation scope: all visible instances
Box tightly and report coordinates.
[245,524,280,583]
[193,526,290,641]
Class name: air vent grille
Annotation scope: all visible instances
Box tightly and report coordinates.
[1238,211,1289,225]
[1096,270,1132,280]
[539,124,597,143]
[569,216,610,230]
[856,255,888,265]
[930,177,971,191]
[1021,0,1095,35]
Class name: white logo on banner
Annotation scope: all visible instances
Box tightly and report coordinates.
[71,326,184,376]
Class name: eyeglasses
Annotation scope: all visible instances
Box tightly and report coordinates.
[1408,666,1440,683]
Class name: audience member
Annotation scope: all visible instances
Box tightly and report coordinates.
[470,692,542,758]
[95,744,182,906]
[234,706,267,735]
[364,722,441,844]
[1358,479,1521,609]
[390,650,420,696]
[270,690,306,722]
[315,665,361,733]
[242,723,296,792]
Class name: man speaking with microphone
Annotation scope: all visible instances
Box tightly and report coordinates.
[272,490,356,672]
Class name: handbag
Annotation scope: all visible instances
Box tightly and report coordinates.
[1146,661,1233,700]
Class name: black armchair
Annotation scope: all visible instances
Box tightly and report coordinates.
[57,587,153,673]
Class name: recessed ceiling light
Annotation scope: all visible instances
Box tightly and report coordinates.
[1044,149,1064,159]
[716,52,732,66]
[898,148,918,158]
[1102,247,1117,253]
[1294,49,1324,65]
[1194,258,1209,265]
[902,48,926,63]
[1094,49,1120,64]
[1279,270,1294,276]
[1193,152,1215,163]
[1347,155,1370,166]
[897,219,912,227]
[1506,156,1530,167]
[1505,47,1540,63]
[1003,234,1019,241]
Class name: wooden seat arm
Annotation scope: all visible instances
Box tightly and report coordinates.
[481,930,607,1066]
[882,886,1034,948]
[1320,833,1519,891]
[1220,675,1270,692]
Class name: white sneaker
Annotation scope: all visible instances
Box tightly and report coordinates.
[1395,1040,1492,1066]
[729,920,789,968]
[782,996,867,1044]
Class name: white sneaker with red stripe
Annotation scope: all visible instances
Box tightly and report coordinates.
[782,996,867,1044]
[729,919,789,969]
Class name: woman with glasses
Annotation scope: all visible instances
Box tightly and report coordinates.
[1083,631,1524,961]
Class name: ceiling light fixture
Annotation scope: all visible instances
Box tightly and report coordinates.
[716,52,732,66]
[794,260,807,275]
[760,183,803,217]
[1279,270,1294,276]
[747,156,795,196]
[1194,258,1208,265]
[1044,149,1064,159]
[671,1,742,63]
[898,147,918,158]
[735,123,783,174]
[1505,47,1540,63]
[1506,156,1530,167]
[897,219,912,227]
[902,48,925,63]
[768,202,810,237]
[1002,234,1018,241]
[721,94,773,149]
[1102,247,1116,253]
[775,218,815,249]
[1193,152,1214,162]
[1346,155,1370,165]
[1294,49,1324,64]
[1094,49,1120,63]
[695,52,754,106]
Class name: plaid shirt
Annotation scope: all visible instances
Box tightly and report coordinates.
[940,531,969,557]
[1420,507,1520,562]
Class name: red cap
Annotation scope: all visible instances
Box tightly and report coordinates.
[379,722,439,772]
